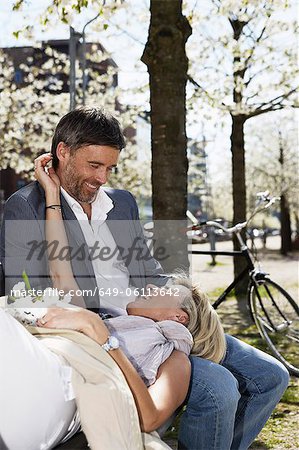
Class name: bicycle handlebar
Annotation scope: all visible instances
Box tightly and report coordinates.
[190,220,247,234]
[189,194,280,235]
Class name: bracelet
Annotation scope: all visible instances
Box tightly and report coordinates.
[45,204,62,211]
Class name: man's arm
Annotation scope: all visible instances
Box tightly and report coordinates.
[0,192,51,295]
[124,191,172,287]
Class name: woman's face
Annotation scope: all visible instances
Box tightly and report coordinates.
[127,284,190,325]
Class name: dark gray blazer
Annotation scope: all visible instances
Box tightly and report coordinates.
[0,182,168,309]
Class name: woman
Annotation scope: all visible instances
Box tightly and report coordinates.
[37,275,226,388]
[0,154,191,450]
[0,153,224,449]
[32,151,224,427]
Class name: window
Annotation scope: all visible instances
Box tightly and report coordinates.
[14,69,23,84]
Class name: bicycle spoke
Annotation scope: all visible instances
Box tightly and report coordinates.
[250,279,299,376]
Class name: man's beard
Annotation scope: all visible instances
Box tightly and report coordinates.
[63,164,100,204]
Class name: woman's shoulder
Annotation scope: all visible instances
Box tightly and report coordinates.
[105,315,156,330]
[157,321,193,347]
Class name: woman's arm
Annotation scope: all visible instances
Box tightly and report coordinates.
[38,308,191,432]
[146,350,190,431]
[34,154,85,307]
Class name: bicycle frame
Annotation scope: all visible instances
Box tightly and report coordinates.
[189,194,299,375]
[192,245,293,332]
[190,196,281,311]
[191,245,256,309]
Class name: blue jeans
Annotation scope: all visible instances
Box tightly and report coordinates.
[178,335,289,450]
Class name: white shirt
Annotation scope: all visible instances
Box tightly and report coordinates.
[61,187,135,315]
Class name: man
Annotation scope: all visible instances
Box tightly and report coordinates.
[1,107,168,310]
[0,107,289,450]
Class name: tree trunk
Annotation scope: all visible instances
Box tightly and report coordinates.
[228,18,249,311]
[280,194,292,255]
[230,113,248,310]
[141,0,191,272]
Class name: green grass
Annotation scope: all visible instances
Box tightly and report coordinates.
[218,299,299,449]
[207,286,236,299]
[206,260,227,267]
[281,380,299,404]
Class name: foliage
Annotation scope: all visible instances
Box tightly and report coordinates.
[6,0,298,217]
[247,111,298,196]
[12,0,125,31]
[0,45,151,199]
[208,109,299,225]
[187,0,298,117]
[186,0,298,222]
[0,47,67,174]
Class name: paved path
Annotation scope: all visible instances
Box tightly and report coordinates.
[191,235,298,299]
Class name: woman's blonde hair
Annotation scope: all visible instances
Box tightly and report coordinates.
[171,275,226,364]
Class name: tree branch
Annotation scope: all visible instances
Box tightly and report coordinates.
[252,87,298,111]
[241,20,269,74]
[187,74,227,108]
[244,63,286,88]
[247,91,298,118]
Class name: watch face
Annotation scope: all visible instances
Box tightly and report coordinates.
[109,336,119,350]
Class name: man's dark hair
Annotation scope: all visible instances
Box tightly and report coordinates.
[51,107,125,169]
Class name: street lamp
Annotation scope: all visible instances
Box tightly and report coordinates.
[82,12,101,105]
[69,13,101,110]
[69,26,82,110]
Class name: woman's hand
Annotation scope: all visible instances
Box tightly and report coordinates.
[34,153,60,198]
[37,307,109,345]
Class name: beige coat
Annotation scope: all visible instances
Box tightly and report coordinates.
[29,326,171,450]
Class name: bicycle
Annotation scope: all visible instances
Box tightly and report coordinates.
[190,192,299,376]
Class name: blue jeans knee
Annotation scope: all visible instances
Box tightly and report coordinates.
[186,356,241,416]
[223,334,290,398]
[178,357,240,450]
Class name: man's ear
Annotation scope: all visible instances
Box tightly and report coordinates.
[56,142,70,164]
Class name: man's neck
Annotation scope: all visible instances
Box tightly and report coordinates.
[60,185,92,220]
[79,202,92,220]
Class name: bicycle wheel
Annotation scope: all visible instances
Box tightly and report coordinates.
[249,278,299,376]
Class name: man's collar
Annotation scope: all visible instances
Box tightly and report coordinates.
[60,187,114,219]
[60,186,81,210]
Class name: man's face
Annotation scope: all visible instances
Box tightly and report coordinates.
[60,145,120,204]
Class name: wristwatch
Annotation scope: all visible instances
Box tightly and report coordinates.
[101,335,120,352]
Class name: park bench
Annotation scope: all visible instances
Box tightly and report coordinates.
[55,432,88,449]
[54,417,173,449]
